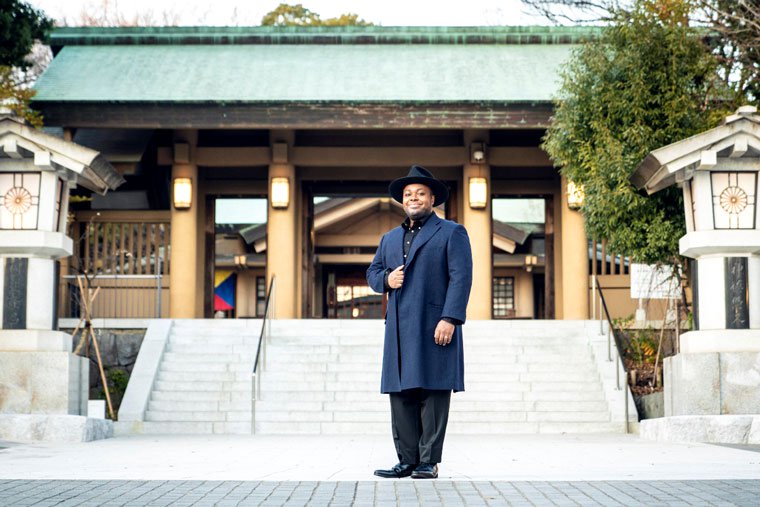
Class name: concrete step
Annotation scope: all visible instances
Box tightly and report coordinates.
[163,352,249,363]
[148,400,250,412]
[166,344,257,355]
[145,410,251,423]
[253,421,389,435]
[151,390,251,402]
[256,391,337,402]
[153,380,250,392]
[258,380,378,392]
[157,370,247,382]
[161,361,250,373]
[138,421,251,435]
[169,336,258,346]
[449,400,609,413]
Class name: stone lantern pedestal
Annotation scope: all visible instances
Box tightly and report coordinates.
[632,106,760,443]
[0,114,123,441]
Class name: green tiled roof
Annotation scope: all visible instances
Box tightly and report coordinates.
[34,26,593,104]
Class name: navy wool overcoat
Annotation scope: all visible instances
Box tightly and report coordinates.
[367,213,473,393]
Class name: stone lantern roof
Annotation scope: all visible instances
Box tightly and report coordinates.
[631,106,760,194]
[0,113,124,193]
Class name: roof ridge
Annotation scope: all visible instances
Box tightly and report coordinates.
[50,25,599,47]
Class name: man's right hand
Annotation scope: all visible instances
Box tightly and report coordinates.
[387,265,404,289]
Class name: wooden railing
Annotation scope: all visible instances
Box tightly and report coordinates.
[589,238,631,276]
[59,211,171,319]
[68,211,171,276]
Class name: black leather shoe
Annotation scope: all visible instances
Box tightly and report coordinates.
[374,462,417,478]
[411,462,438,479]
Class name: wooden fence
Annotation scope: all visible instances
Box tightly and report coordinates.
[59,211,171,319]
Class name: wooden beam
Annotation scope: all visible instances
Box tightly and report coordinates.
[74,210,171,222]
[317,234,382,247]
[196,147,270,166]
[158,145,552,170]
[489,147,551,167]
[292,147,465,167]
[316,254,375,264]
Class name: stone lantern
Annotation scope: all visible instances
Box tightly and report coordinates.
[0,113,123,441]
[631,106,760,442]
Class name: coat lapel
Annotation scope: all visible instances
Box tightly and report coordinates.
[405,213,442,268]
[388,227,406,268]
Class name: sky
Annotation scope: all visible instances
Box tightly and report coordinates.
[28,0,551,26]
[215,197,545,224]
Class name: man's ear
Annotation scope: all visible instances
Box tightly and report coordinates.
[432,194,436,206]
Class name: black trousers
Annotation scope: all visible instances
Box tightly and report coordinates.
[389,388,451,465]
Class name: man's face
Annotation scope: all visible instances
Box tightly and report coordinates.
[402,183,435,221]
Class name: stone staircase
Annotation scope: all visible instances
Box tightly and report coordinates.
[139,319,259,434]
[253,320,628,434]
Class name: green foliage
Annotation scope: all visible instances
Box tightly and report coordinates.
[543,0,731,264]
[0,0,53,69]
[261,3,372,26]
[0,65,43,127]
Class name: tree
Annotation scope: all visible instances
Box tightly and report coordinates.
[0,0,52,127]
[0,0,53,69]
[542,0,729,264]
[60,0,181,27]
[524,0,760,102]
[261,3,373,26]
[697,1,760,101]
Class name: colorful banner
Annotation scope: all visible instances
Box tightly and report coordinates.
[214,270,235,311]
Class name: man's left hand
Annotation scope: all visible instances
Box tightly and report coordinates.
[434,320,455,346]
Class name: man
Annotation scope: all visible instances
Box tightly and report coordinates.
[367,165,473,479]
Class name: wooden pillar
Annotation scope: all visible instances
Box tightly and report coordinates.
[462,131,492,320]
[560,176,589,319]
[267,131,298,319]
[169,130,198,318]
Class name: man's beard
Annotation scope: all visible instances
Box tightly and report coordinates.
[406,208,432,221]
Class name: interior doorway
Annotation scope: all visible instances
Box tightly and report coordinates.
[491,196,552,319]
[305,181,455,319]
[205,196,267,318]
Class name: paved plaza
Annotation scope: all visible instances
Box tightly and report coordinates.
[1,434,760,505]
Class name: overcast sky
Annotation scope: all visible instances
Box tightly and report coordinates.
[29,0,551,26]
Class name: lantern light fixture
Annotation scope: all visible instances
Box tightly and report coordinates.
[469,177,488,209]
[271,177,290,209]
[567,181,585,210]
[173,177,192,209]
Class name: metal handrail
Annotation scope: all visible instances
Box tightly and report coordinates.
[593,274,632,434]
[253,275,276,375]
[251,275,275,434]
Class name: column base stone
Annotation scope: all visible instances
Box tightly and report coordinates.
[0,414,112,442]
[640,415,760,444]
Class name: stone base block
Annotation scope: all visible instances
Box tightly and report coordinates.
[641,415,760,444]
[0,351,88,415]
[0,414,112,442]
[680,329,760,353]
[665,351,760,416]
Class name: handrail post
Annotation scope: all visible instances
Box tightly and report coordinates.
[607,324,612,362]
[156,257,163,318]
[624,376,630,434]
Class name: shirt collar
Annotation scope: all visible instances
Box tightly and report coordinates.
[402,212,432,231]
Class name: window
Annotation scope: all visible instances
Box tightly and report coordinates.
[256,276,267,317]
[493,277,515,318]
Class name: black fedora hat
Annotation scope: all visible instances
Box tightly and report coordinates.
[388,165,449,207]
